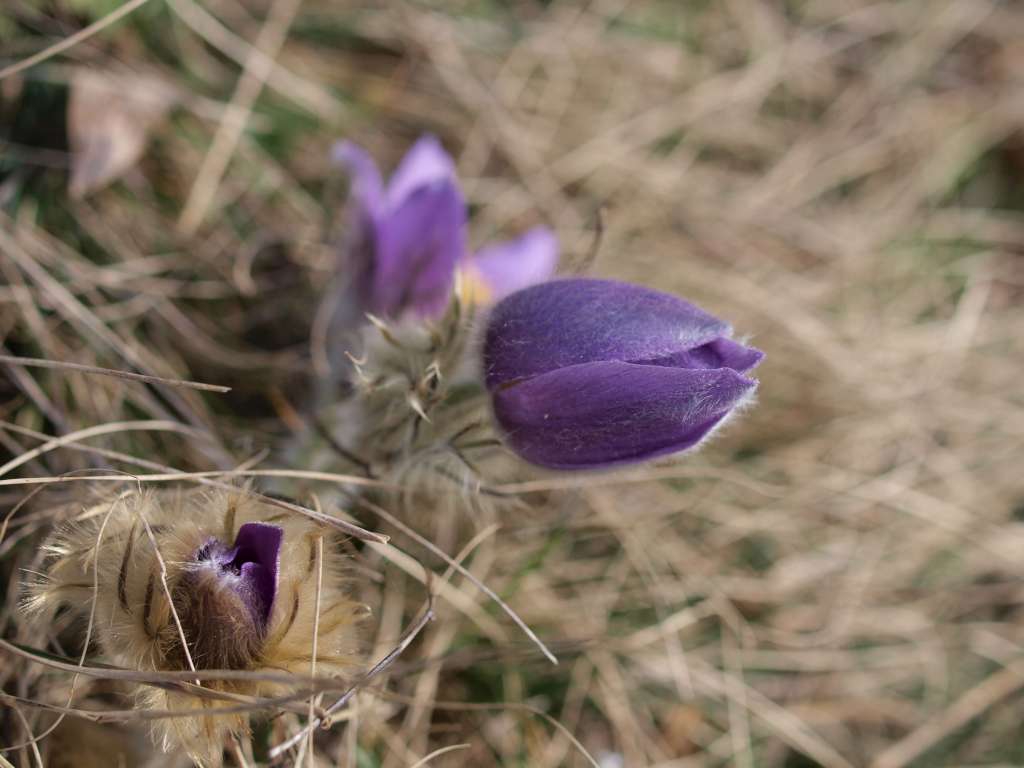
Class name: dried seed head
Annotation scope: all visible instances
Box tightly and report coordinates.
[24,488,365,766]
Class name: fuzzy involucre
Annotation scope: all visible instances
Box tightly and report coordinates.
[296,298,514,542]
[23,488,364,766]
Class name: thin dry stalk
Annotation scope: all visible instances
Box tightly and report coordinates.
[0,355,231,393]
[0,0,154,80]
[177,0,307,234]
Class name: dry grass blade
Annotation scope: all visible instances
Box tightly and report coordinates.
[408,743,470,768]
[166,0,345,121]
[0,226,175,386]
[177,0,306,234]
[269,599,435,759]
[359,498,558,665]
[298,533,324,768]
[0,354,231,393]
[0,639,346,689]
[0,432,391,548]
[10,706,44,768]
[0,0,154,80]
[0,420,210,479]
[0,469,375,488]
[0,687,328,722]
[379,691,603,768]
[870,658,1024,768]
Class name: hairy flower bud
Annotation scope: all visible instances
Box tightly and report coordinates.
[24,489,364,766]
[482,278,763,469]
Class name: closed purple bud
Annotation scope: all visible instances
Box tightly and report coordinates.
[483,278,763,469]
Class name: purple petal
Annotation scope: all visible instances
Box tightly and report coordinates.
[491,361,757,469]
[228,523,283,629]
[331,141,384,218]
[332,142,384,301]
[371,181,467,318]
[648,337,764,374]
[484,279,732,390]
[386,135,458,209]
[470,226,559,303]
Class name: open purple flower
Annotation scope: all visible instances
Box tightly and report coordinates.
[483,278,764,469]
[333,136,558,319]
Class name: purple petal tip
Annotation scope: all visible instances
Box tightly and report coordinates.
[385,134,458,209]
[484,278,733,391]
[229,522,283,629]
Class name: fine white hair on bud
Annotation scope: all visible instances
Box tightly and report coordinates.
[23,487,365,767]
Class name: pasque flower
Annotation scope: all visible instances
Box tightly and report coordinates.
[483,278,764,469]
[334,136,558,318]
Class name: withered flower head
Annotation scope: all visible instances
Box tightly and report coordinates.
[24,489,364,766]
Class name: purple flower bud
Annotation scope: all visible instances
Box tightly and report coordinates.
[483,278,763,469]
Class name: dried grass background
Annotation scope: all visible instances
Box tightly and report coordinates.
[3,0,1024,766]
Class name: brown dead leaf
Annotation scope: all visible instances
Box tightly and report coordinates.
[67,69,177,198]
[661,704,706,757]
